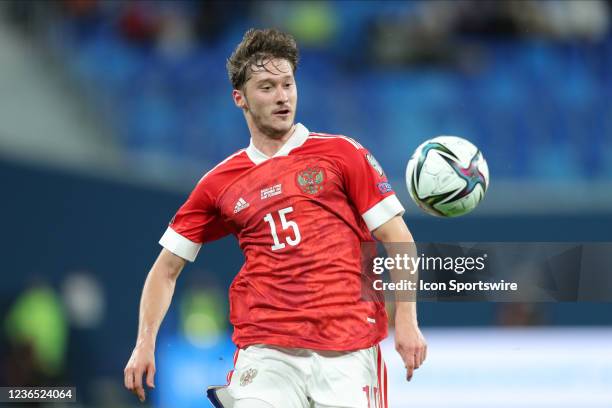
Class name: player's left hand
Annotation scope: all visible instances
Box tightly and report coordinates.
[394,316,427,381]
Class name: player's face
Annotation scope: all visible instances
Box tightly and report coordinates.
[236,58,297,139]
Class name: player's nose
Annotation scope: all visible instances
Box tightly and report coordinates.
[275,85,289,103]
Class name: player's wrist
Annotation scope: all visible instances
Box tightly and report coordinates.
[395,301,416,313]
[135,336,156,350]
[395,303,418,326]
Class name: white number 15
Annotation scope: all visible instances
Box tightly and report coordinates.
[263,206,301,251]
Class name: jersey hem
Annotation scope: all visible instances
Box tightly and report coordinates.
[233,332,388,352]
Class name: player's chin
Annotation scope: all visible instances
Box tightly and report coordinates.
[271,112,293,124]
[268,117,293,132]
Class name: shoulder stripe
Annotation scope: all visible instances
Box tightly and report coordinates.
[308,133,363,149]
[198,149,246,183]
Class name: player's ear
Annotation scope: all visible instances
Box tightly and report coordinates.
[232,89,247,110]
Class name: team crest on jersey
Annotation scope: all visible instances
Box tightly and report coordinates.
[296,166,326,195]
[366,153,384,177]
[239,368,258,386]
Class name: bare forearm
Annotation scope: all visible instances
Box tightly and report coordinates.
[136,271,174,346]
[386,243,419,326]
[373,215,427,380]
[395,301,418,326]
[373,215,419,324]
[136,249,185,347]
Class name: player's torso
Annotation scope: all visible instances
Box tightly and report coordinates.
[216,140,370,275]
[208,136,388,349]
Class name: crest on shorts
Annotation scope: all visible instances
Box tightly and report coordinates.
[296,166,326,195]
[366,153,384,177]
[239,368,258,386]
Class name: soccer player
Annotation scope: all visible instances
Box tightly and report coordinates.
[124,28,427,408]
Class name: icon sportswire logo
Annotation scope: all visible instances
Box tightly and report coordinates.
[233,198,249,213]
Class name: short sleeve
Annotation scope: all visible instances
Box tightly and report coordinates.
[339,140,405,231]
[159,180,231,262]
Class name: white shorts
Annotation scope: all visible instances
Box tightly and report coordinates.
[211,344,388,408]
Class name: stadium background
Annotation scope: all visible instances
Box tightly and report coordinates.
[0,1,611,407]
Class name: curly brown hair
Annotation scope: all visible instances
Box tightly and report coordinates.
[227,28,299,90]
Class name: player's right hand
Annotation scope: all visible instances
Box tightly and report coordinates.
[124,342,156,402]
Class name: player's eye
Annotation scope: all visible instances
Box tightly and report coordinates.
[284,83,293,88]
[261,86,271,91]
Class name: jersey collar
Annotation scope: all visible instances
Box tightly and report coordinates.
[246,123,309,165]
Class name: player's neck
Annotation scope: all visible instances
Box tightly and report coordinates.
[249,123,297,157]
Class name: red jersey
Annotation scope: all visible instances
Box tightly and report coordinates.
[160,123,404,351]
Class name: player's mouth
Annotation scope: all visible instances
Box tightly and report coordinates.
[273,108,291,117]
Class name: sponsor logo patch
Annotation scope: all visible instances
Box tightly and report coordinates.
[377,182,393,194]
[366,153,384,177]
[261,184,282,200]
[233,197,249,213]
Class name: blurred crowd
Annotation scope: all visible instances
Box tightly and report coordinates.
[9,0,610,64]
[1,0,611,180]
[6,0,605,62]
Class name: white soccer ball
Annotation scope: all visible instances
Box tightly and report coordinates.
[406,136,489,217]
